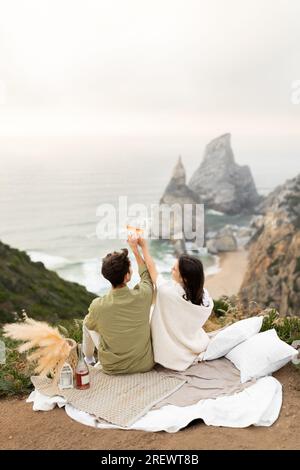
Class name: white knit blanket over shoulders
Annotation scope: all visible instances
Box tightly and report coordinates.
[151,274,214,371]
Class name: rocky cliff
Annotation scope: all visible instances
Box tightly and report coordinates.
[189,133,261,214]
[239,174,300,316]
[0,241,96,323]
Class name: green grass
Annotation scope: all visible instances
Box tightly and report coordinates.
[57,319,83,344]
[212,297,231,317]
[0,334,33,398]
[261,308,300,345]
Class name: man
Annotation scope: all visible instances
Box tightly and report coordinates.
[82,236,154,375]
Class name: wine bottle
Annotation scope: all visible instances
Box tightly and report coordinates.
[75,343,90,390]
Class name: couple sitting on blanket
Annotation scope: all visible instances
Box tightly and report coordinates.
[83,235,213,374]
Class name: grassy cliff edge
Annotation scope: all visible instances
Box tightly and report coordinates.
[0,240,96,324]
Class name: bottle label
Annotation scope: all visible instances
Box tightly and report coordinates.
[81,374,90,385]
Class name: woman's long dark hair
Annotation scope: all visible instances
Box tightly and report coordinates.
[178,254,205,306]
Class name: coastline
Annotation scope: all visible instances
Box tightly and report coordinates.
[205,249,248,299]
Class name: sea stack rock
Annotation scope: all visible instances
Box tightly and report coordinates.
[156,157,199,245]
[239,174,300,317]
[189,133,260,214]
[160,156,199,206]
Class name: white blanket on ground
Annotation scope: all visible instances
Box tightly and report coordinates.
[27,375,282,433]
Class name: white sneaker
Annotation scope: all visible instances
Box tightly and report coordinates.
[85,356,96,366]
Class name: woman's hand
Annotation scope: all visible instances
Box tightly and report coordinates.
[127,234,139,252]
[137,236,147,249]
[137,236,158,284]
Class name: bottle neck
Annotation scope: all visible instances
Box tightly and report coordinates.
[77,343,84,361]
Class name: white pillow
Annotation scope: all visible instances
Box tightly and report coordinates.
[203,316,263,361]
[226,329,298,383]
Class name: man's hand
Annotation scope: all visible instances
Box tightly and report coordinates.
[127,234,145,266]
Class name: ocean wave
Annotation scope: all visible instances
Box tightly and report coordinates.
[154,253,176,273]
[28,251,71,270]
[27,249,221,296]
[205,255,221,276]
[206,209,225,216]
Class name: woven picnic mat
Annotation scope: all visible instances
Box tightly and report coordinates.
[31,367,185,427]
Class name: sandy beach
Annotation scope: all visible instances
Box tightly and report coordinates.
[205,249,248,299]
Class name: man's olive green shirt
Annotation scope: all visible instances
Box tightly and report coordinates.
[84,263,154,375]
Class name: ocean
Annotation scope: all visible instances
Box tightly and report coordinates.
[0,135,297,295]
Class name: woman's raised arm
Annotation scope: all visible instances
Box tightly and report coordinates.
[138,237,158,284]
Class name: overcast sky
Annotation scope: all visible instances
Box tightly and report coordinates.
[0,0,299,138]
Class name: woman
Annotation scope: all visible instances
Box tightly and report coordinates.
[138,237,213,371]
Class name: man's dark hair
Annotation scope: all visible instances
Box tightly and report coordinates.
[101,248,131,287]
